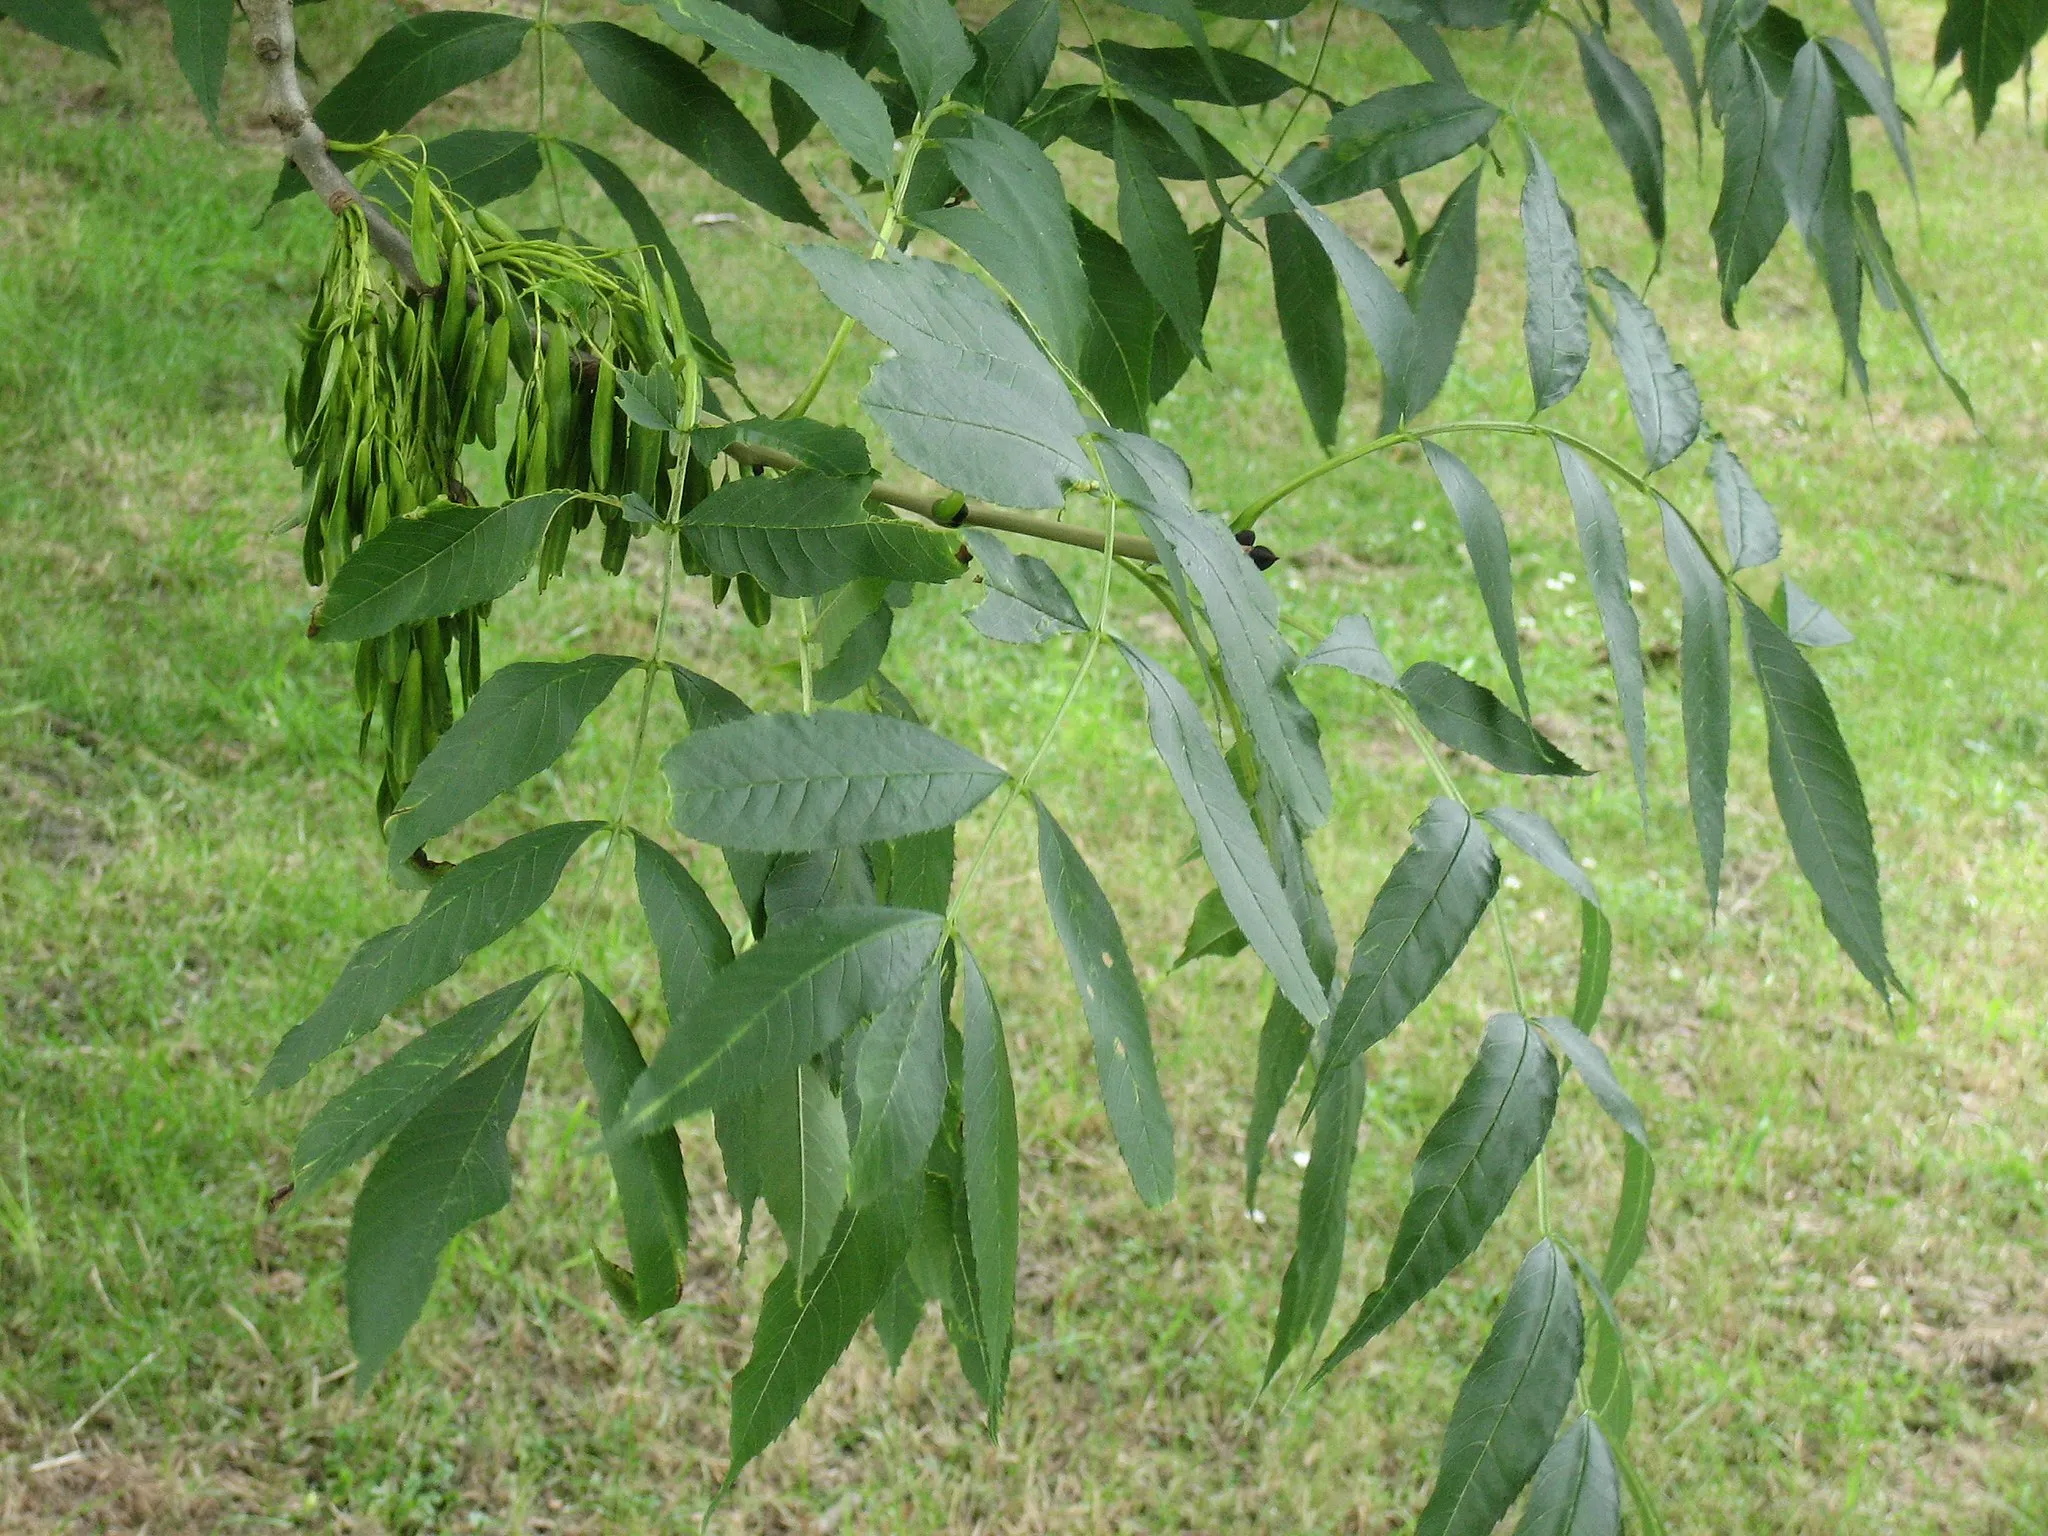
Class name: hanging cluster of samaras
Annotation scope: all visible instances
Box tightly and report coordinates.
[23,0,2024,1520]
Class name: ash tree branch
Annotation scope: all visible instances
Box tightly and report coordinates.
[245,0,426,291]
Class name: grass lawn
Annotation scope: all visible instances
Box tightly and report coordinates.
[2,2,2045,1531]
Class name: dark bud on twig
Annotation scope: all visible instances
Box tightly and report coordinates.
[1234,528,1257,548]
[1249,545,1279,571]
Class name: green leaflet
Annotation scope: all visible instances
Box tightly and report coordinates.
[1777,576,1854,648]
[1520,137,1590,413]
[292,971,548,1202]
[978,0,1062,124]
[1740,593,1900,1000]
[386,655,640,879]
[1534,1017,1646,1146]
[560,140,728,371]
[664,711,1005,852]
[1415,1239,1583,1536]
[2,0,117,62]
[724,1199,915,1493]
[1477,803,1611,1034]
[871,1263,925,1367]
[964,528,1087,643]
[694,416,874,478]
[261,822,602,1093]
[1553,444,1649,817]
[1423,443,1528,716]
[346,1024,535,1381]
[1263,1053,1364,1384]
[1660,504,1731,912]
[1706,41,1787,325]
[1113,118,1207,360]
[1301,613,1399,689]
[959,947,1019,1425]
[580,977,691,1320]
[1402,663,1586,777]
[685,469,963,596]
[1149,218,1224,402]
[908,1130,998,1412]
[1034,796,1176,1207]
[758,1059,851,1283]
[922,116,1090,369]
[1935,0,2048,133]
[1776,42,1866,390]
[1708,438,1781,570]
[1073,209,1163,434]
[271,13,533,202]
[863,358,1091,510]
[1628,0,1701,125]
[1243,991,1311,1209]
[633,832,735,1027]
[1312,797,1500,1110]
[862,0,973,109]
[1274,184,1417,428]
[1851,191,1976,420]
[1820,38,1911,195]
[564,22,823,231]
[1102,431,1332,833]
[1172,887,1248,969]
[1590,270,1701,472]
[363,131,545,219]
[1400,167,1483,427]
[1083,40,1302,105]
[1574,25,1665,245]
[1603,1137,1655,1295]
[312,493,569,644]
[168,0,231,128]
[1267,210,1346,451]
[1247,83,1499,214]
[622,906,943,1130]
[1512,1415,1622,1536]
[849,958,947,1204]
[869,824,956,915]
[1116,641,1327,1023]
[1318,1014,1559,1377]
[654,0,895,181]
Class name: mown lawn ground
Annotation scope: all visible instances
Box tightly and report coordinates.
[2,2,2044,1532]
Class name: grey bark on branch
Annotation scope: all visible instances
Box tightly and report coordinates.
[245,0,426,292]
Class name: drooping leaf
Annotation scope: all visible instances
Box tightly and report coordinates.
[293,971,549,1201]
[1244,991,1311,1209]
[364,131,546,218]
[1534,1016,1645,1146]
[1423,444,1528,716]
[687,470,964,596]
[922,116,1090,368]
[1707,41,1787,326]
[758,1059,852,1282]
[1591,269,1701,471]
[1480,806,1598,907]
[849,959,947,1204]
[1264,1053,1365,1383]
[1820,36,1912,195]
[1313,797,1501,1106]
[1317,1014,1560,1377]
[724,1199,915,1490]
[1774,41,1866,389]
[1248,84,1500,213]
[1934,0,2048,134]
[1603,1136,1655,1294]
[963,527,1087,643]
[312,493,570,644]
[862,0,973,109]
[1266,210,1347,451]
[1778,577,1854,648]
[1401,167,1483,424]
[1172,887,1249,969]
[978,0,1062,123]
[1072,209,1163,433]
[1554,444,1649,815]
[261,822,602,1093]
[651,0,895,180]
[580,977,691,1320]
[1741,593,1899,999]
[1113,120,1208,360]
[1628,0,1701,124]
[2,0,117,62]
[1102,432,1332,832]
[872,1263,925,1367]
[1709,438,1780,569]
[959,947,1019,1423]
[864,358,1090,509]
[867,825,955,917]
[623,906,944,1130]
[1149,217,1224,401]
[386,655,640,878]
[1402,663,1587,777]
[1660,504,1731,912]
[1851,190,1975,420]
[1274,184,1417,428]
[346,1025,535,1380]
[1514,1415,1623,1536]
[1083,40,1302,104]
[1034,797,1175,1207]
[560,140,727,369]
[1414,1238,1584,1536]
[1116,642,1327,1021]
[1520,137,1590,412]
[565,21,823,230]
[1301,613,1400,689]
[169,0,232,128]
[1575,25,1666,244]
[632,831,735,1025]
[664,711,1004,853]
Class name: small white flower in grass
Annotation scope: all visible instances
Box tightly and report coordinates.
[1579,856,1596,870]
[1411,517,1426,532]
[1292,1148,1311,1169]
[1629,578,1647,595]
[1503,874,1523,891]
[1668,966,1685,982]
[1248,1208,1268,1225]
